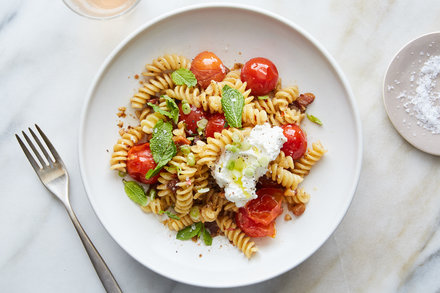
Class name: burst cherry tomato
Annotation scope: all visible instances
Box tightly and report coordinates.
[190,51,228,89]
[205,113,227,138]
[241,57,279,96]
[281,124,307,160]
[246,188,284,225]
[236,188,284,237]
[236,208,276,238]
[126,143,160,184]
[178,103,208,135]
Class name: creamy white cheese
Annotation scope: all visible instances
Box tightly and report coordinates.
[212,123,287,207]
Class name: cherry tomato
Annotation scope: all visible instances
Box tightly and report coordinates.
[246,188,284,225]
[205,113,227,138]
[126,143,160,184]
[190,51,228,89]
[240,57,279,96]
[281,124,307,160]
[178,103,208,135]
[236,208,276,238]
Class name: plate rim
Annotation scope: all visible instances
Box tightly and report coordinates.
[382,31,440,156]
[78,2,363,287]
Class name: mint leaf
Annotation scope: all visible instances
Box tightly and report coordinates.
[201,226,212,246]
[306,113,323,126]
[163,95,179,124]
[176,222,203,240]
[147,96,179,124]
[159,210,180,220]
[145,120,177,179]
[123,180,148,206]
[147,102,172,119]
[221,85,244,128]
[171,68,197,87]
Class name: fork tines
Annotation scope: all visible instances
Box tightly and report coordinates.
[16,124,62,171]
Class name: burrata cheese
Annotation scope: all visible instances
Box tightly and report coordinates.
[212,123,287,207]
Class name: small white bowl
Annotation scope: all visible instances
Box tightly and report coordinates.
[79,3,362,287]
[383,32,440,156]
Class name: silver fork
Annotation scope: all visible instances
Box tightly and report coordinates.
[16,125,122,293]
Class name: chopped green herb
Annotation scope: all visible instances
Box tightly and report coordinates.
[221,85,245,128]
[159,210,180,220]
[258,95,269,100]
[180,145,191,155]
[306,113,323,126]
[118,171,126,177]
[123,180,148,206]
[187,153,195,166]
[171,68,197,87]
[181,100,191,114]
[148,188,157,200]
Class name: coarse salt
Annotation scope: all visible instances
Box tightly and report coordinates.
[397,55,440,134]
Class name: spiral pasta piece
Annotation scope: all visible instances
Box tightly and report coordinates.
[199,191,226,222]
[140,112,165,134]
[266,162,303,190]
[166,85,223,113]
[172,121,186,138]
[284,188,310,204]
[170,154,197,215]
[274,86,300,104]
[130,73,174,109]
[273,151,295,170]
[197,128,250,167]
[142,54,191,77]
[156,168,177,198]
[217,215,258,259]
[223,202,239,213]
[110,126,144,172]
[252,97,288,114]
[140,198,163,214]
[136,107,152,121]
[193,165,210,200]
[293,141,327,177]
[268,108,304,126]
[166,214,194,231]
[242,104,269,126]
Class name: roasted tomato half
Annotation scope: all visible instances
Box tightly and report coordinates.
[236,188,284,237]
[205,113,227,138]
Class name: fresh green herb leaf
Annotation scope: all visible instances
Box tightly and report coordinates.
[171,68,197,87]
[201,226,212,246]
[224,121,229,128]
[306,113,323,126]
[163,95,179,124]
[221,85,245,128]
[123,180,148,206]
[145,120,177,179]
[147,102,171,118]
[258,95,269,100]
[176,222,203,240]
[159,210,180,220]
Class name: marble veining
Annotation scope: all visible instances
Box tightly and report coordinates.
[1,0,440,292]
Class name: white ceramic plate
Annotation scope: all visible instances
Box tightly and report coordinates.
[383,32,440,156]
[79,4,362,287]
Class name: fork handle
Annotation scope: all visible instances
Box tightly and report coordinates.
[65,206,122,293]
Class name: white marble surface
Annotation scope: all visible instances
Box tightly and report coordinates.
[1,0,440,292]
